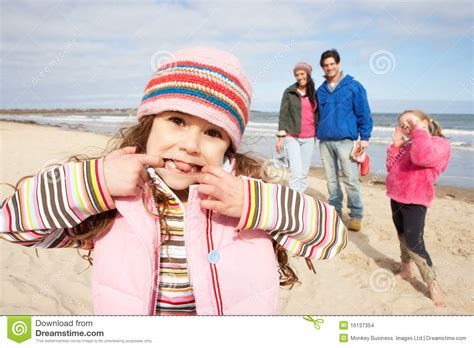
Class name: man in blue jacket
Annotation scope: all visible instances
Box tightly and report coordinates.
[317,49,373,231]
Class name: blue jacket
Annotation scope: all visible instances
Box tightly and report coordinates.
[316,75,372,141]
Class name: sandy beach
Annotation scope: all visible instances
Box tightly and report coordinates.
[1,121,473,315]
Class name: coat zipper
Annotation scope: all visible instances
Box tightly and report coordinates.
[146,166,222,315]
[206,210,224,315]
[150,195,160,316]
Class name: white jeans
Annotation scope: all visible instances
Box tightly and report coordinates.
[285,136,316,193]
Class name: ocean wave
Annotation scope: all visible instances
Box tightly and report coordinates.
[371,126,474,136]
[247,122,474,136]
[2,115,472,150]
[246,122,473,149]
[3,115,472,135]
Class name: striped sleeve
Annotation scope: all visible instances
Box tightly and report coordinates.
[236,177,347,260]
[0,157,115,249]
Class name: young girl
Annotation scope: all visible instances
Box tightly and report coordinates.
[275,62,318,193]
[386,110,451,307]
[0,47,347,315]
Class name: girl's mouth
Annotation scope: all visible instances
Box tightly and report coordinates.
[163,159,203,174]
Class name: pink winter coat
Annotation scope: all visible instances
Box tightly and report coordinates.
[91,184,279,315]
[0,159,347,315]
[386,128,451,207]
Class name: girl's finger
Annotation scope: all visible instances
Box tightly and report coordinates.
[139,168,149,183]
[201,165,227,178]
[408,119,418,129]
[116,146,137,155]
[198,171,224,187]
[200,199,225,213]
[134,154,164,168]
[123,146,137,152]
[197,184,224,201]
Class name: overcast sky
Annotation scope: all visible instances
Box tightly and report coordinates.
[1,0,473,113]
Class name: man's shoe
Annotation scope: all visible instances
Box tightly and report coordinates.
[348,219,362,232]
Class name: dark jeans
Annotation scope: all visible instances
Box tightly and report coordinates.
[390,199,433,267]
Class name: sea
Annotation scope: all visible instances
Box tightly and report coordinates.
[1,111,473,188]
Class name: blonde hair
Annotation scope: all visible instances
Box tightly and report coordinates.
[399,110,445,138]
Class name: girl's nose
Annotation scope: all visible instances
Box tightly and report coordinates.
[178,130,200,155]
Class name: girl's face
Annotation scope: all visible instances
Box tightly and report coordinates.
[146,111,232,191]
[294,70,308,87]
[399,112,429,136]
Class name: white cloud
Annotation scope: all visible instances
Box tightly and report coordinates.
[1,0,472,111]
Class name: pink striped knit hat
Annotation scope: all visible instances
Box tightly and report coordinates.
[137,46,252,150]
[293,62,312,75]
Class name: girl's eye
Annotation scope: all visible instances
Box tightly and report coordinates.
[170,117,184,126]
[206,129,222,138]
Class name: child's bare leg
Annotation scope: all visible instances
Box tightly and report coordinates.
[395,261,413,279]
[428,283,446,308]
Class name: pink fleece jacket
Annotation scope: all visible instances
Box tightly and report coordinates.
[386,128,451,208]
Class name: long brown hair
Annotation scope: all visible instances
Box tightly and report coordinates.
[7,114,305,288]
[399,110,445,138]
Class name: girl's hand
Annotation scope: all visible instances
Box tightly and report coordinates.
[275,137,284,154]
[408,118,429,134]
[197,166,243,218]
[103,146,164,197]
[392,127,406,148]
[406,118,424,134]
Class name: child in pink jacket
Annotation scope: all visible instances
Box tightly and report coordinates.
[386,110,451,307]
[1,47,347,315]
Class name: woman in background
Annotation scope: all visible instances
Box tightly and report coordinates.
[275,62,318,193]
